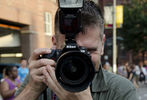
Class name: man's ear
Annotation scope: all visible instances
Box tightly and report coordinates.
[52,35,56,45]
[100,34,106,55]
[52,35,57,49]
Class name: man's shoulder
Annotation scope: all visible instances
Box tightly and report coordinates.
[104,70,136,93]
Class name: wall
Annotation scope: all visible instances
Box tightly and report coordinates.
[0,0,58,60]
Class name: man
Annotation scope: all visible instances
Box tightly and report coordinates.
[15,1,137,100]
[18,58,29,83]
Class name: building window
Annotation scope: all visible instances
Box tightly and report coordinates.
[44,12,52,36]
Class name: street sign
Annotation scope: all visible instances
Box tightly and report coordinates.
[104,5,123,29]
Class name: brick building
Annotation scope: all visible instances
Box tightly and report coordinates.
[0,0,57,63]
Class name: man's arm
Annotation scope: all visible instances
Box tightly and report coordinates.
[15,48,52,100]
[14,84,41,100]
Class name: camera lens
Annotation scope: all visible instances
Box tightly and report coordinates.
[60,56,88,85]
[55,51,95,92]
[62,58,84,80]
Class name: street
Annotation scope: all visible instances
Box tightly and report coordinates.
[137,83,147,100]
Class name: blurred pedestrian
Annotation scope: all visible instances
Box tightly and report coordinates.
[117,62,128,78]
[138,61,147,83]
[0,79,3,100]
[103,62,112,72]
[127,64,139,88]
[144,60,147,72]
[0,68,7,100]
[144,60,147,83]
[2,68,7,79]
[18,58,29,83]
[0,66,20,100]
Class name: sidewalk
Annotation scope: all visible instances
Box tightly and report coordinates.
[137,83,147,100]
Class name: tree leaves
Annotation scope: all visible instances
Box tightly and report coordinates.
[119,0,147,53]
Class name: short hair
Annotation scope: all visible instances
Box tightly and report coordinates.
[54,0,104,40]
[5,66,17,76]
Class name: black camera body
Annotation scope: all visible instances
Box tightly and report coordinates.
[40,0,95,92]
[41,44,95,92]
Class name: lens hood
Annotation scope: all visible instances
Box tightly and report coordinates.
[55,51,95,92]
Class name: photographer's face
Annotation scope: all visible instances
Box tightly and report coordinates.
[54,25,105,71]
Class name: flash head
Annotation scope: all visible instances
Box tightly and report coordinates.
[58,0,83,37]
[59,0,83,8]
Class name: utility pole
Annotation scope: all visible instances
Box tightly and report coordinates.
[113,0,117,73]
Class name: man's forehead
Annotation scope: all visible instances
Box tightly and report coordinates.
[56,24,101,47]
[56,24,101,36]
[82,24,100,34]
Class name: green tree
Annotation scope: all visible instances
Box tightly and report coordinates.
[118,0,147,62]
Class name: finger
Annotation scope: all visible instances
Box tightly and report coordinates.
[43,79,48,86]
[33,66,55,76]
[32,75,45,82]
[29,59,56,69]
[46,65,56,82]
[29,48,51,62]
[30,67,46,81]
[32,66,46,75]
[46,65,62,90]
[42,68,57,91]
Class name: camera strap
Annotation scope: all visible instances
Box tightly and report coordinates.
[43,89,56,100]
[43,89,47,100]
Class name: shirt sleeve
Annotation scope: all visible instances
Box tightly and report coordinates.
[14,74,30,97]
[121,88,138,100]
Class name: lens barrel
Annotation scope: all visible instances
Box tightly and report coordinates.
[55,51,95,92]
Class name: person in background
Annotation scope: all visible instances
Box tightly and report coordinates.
[0,66,20,100]
[0,78,3,100]
[127,64,139,88]
[117,62,128,78]
[0,68,7,100]
[144,60,147,83]
[103,62,112,72]
[18,58,29,83]
[144,60,147,71]
[138,61,147,84]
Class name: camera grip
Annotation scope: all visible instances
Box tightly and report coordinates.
[39,50,57,60]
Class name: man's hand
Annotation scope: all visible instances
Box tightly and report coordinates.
[42,64,93,100]
[15,48,57,100]
[28,48,56,93]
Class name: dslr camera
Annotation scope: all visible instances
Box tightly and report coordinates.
[41,0,95,92]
